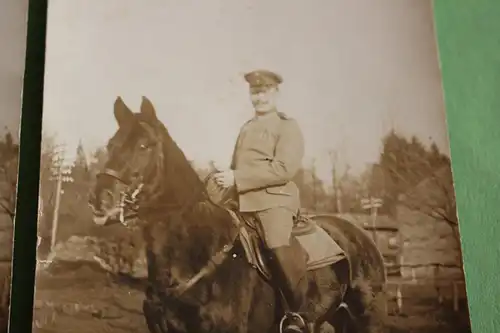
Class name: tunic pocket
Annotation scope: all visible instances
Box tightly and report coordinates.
[265,186,291,196]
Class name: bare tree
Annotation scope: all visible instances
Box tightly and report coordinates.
[0,133,19,221]
[329,150,352,213]
[0,157,18,221]
[398,166,458,233]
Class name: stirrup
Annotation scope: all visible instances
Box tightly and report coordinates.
[279,311,307,333]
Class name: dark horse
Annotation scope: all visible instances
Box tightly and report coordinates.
[89,96,387,333]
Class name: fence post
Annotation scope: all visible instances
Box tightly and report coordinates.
[396,283,402,314]
[390,263,464,316]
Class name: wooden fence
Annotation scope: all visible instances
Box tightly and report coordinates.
[385,263,467,315]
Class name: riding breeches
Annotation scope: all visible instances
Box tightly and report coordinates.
[255,207,296,249]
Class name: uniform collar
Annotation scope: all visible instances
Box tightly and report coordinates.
[253,110,279,121]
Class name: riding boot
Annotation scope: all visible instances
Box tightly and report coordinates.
[268,237,309,333]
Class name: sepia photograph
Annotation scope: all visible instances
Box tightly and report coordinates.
[0,0,29,331]
[34,1,471,332]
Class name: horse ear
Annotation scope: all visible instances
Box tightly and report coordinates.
[114,97,134,128]
[140,96,158,123]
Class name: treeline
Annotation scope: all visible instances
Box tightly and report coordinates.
[261,130,451,218]
[376,130,453,218]
[188,130,453,222]
[0,131,19,329]
[38,134,107,244]
[0,132,19,221]
[37,129,456,246]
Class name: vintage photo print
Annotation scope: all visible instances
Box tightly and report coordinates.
[33,1,471,332]
[0,0,29,330]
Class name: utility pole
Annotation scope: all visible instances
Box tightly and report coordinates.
[51,166,63,251]
[49,144,73,252]
[329,151,342,213]
[311,158,317,211]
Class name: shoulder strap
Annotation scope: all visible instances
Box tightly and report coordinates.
[277,111,291,120]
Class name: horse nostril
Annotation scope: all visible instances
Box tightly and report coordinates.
[88,192,101,211]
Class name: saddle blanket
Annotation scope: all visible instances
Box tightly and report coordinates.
[227,208,346,275]
[295,222,346,271]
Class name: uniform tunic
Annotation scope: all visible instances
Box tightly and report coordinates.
[230,111,305,248]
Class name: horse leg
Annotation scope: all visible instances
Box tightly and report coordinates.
[142,285,169,333]
[307,270,342,333]
[246,277,277,333]
[305,259,362,333]
[143,300,167,333]
[143,299,167,333]
[324,280,374,333]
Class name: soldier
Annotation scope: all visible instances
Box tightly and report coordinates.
[214,69,308,333]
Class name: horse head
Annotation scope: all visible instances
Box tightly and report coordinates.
[89,96,172,227]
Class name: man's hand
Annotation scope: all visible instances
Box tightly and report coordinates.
[214,170,235,188]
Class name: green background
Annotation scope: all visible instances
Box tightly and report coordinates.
[434,0,500,332]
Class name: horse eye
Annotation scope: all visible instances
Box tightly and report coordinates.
[140,144,148,150]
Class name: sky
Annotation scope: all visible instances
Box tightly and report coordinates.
[0,0,29,139]
[43,0,451,183]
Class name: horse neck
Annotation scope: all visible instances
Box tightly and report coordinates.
[145,182,236,281]
[141,135,239,280]
[162,163,205,207]
[154,132,207,208]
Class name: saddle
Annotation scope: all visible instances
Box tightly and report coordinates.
[222,200,346,282]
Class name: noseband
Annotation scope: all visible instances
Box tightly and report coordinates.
[98,168,128,185]
[95,166,145,226]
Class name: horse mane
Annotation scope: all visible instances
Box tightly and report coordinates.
[146,114,208,203]
[136,113,238,282]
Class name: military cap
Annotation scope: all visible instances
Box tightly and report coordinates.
[244,69,283,87]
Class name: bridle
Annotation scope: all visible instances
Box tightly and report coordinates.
[93,120,162,225]
[94,149,242,297]
[95,165,145,226]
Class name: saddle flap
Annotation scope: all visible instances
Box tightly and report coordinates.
[227,208,346,281]
[227,210,272,280]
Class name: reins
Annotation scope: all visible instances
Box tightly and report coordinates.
[159,171,243,298]
[117,169,243,300]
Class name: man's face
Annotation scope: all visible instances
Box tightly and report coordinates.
[250,85,278,113]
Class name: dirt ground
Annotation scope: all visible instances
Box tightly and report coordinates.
[33,261,148,333]
[32,261,471,333]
